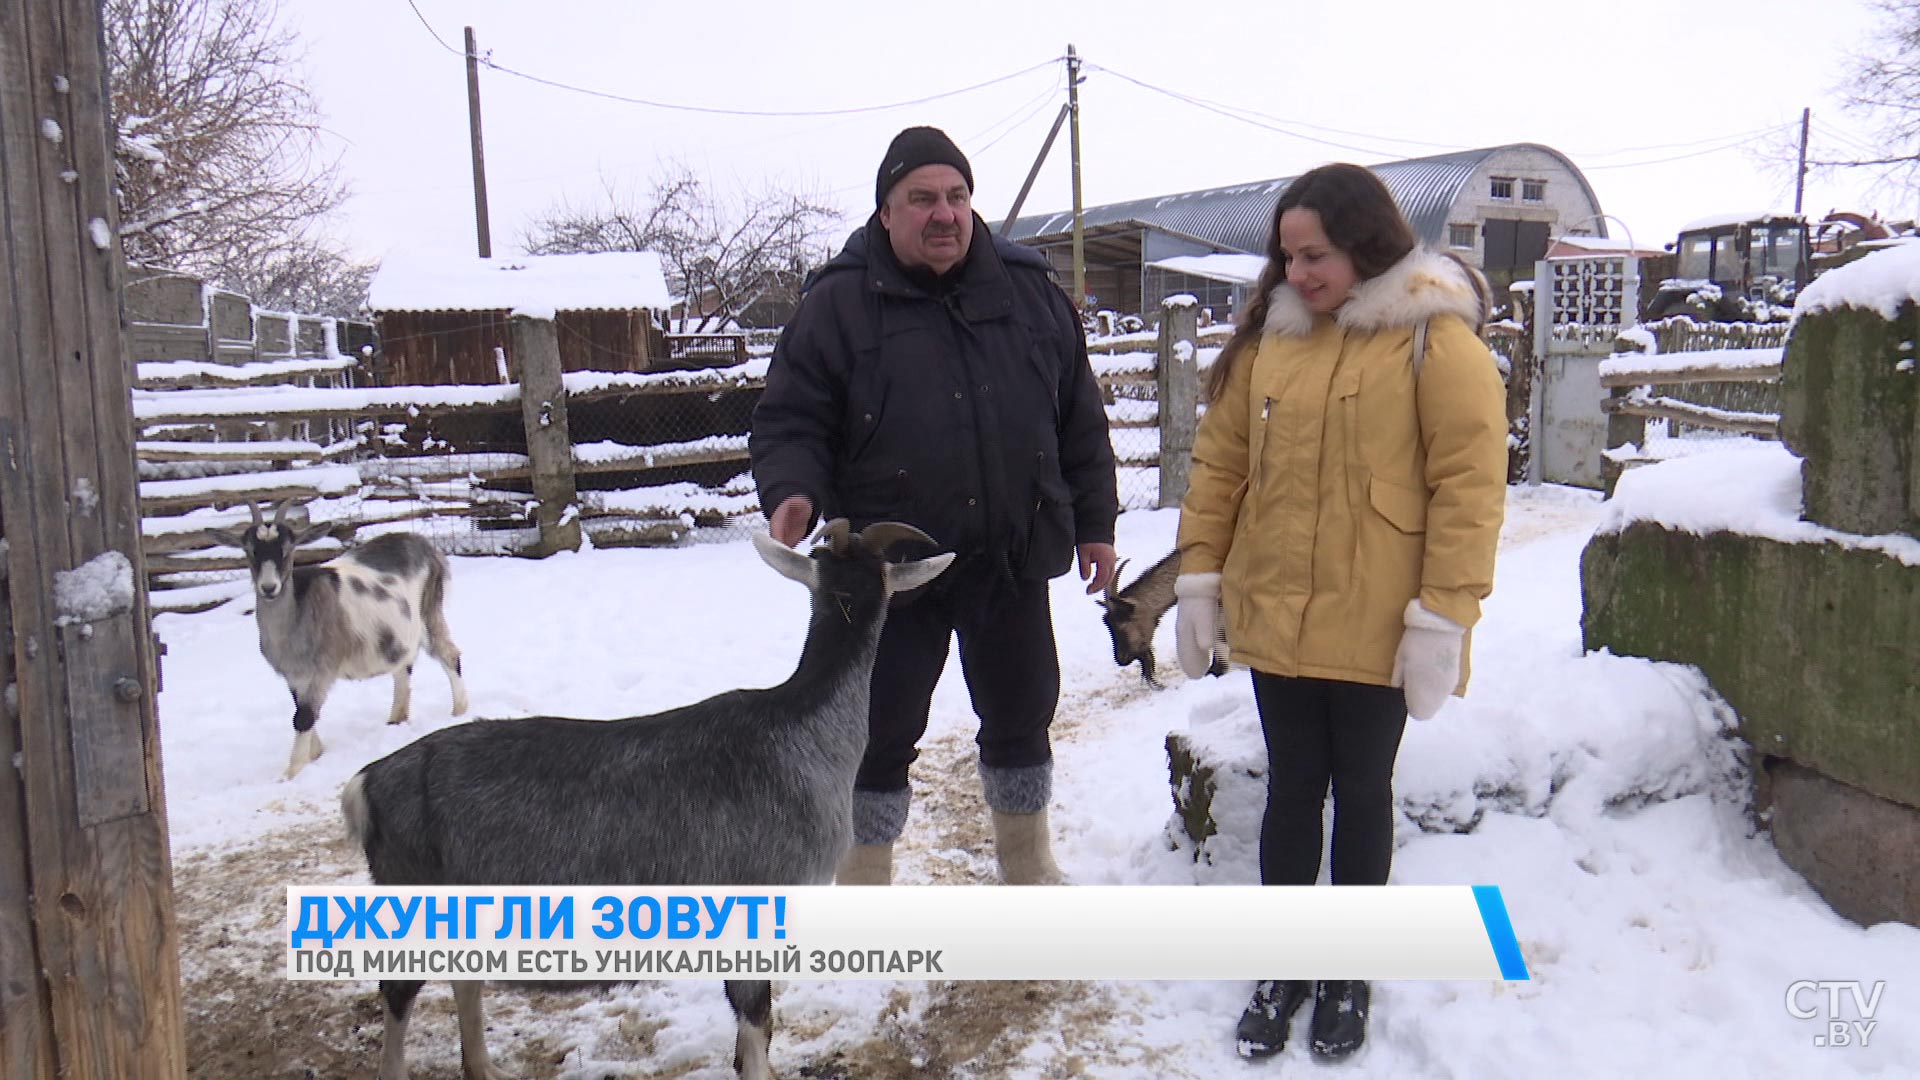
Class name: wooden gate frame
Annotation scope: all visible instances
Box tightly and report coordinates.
[1,0,188,1076]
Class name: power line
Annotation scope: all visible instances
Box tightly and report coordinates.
[1089,63,1469,153]
[484,55,1063,118]
[976,94,1062,157]
[960,77,1061,148]
[406,0,460,56]
[1580,124,1799,170]
[1037,58,1806,170]
[1083,63,1413,158]
[407,3,1061,119]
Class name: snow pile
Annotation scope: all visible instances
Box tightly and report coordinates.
[1598,439,1920,565]
[54,550,135,624]
[1796,240,1920,320]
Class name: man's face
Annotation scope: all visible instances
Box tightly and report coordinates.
[880,164,972,275]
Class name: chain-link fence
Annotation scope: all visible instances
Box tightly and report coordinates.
[562,333,765,548]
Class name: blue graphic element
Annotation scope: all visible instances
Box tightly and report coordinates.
[1472,885,1530,981]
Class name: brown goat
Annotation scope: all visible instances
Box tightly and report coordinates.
[1097,550,1228,688]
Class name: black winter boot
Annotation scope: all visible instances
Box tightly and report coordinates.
[1234,979,1310,1059]
[1310,979,1370,1060]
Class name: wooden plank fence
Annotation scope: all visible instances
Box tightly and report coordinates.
[1598,337,1787,490]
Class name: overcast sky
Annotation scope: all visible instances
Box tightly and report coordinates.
[287,0,1897,267]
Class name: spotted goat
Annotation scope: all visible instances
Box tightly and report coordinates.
[212,501,468,778]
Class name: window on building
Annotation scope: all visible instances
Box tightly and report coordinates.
[1522,179,1547,202]
[1449,224,1477,249]
[1490,177,1515,199]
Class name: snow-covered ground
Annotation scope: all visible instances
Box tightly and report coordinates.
[156,482,1917,1078]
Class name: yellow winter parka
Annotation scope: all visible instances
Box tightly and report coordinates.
[1176,248,1508,690]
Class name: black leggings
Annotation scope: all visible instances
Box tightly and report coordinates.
[1252,672,1408,887]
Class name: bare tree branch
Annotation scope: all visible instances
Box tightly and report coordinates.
[1839,0,1920,188]
[521,165,841,331]
[103,0,367,313]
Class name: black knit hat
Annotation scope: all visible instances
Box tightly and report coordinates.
[875,126,973,207]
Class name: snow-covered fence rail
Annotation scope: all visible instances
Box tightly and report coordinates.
[1596,345,1786,489]
[134,347,778,610]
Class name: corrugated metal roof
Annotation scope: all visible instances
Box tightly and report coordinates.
[1000,143,1599,253]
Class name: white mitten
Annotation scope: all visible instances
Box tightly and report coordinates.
[1390,599,1466,720]
[1173,572,1224,679]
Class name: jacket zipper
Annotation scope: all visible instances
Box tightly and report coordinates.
[1249,396,1273,495]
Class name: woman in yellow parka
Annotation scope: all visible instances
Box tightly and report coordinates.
[1172,163,1507,1062]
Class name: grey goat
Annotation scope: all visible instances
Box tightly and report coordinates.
[211,501,468,779]
[340,520,952,1080]
[1097,550,1227,688]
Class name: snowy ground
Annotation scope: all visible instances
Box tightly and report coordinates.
[156,483,1918,1079]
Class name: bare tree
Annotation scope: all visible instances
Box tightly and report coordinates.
[104,0,365,312]
[1834,0,1920,178]
[523,167,841,331]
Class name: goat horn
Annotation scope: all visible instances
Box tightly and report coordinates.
[248,501,265,527]
[272,498,294,527]
[817,518,851,556]
[1106,557,1129,601]
[855,521,936,557]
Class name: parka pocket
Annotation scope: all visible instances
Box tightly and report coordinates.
[1367,475,1428,534]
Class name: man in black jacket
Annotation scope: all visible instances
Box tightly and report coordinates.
[750,126,1119,885]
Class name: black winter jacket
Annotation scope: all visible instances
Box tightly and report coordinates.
[750,213,1118,583]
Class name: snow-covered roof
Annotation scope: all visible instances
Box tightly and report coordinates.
[1551,234,1650,253]
[367,251,673,317]
[1147,253,1269,285]
[1677,209,1802,233]
[1794,238,1920,320]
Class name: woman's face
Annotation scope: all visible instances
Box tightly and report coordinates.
[1278,208,1358,315]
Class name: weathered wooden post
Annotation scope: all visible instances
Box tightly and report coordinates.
[1156,295,1200,509]
[0,0,188,1074]
[510,315,582,555]
[1506,282,1539,485]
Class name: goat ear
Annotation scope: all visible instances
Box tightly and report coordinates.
[751,530,816,587]
[293,521,333,547]
[207,528,247,550]
[885,551,955,595]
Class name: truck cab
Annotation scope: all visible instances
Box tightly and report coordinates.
[1648,212,1809,321]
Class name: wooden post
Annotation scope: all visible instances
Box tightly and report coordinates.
[1600,385,1648,496]
[1156,295,1200,508]
[0,0,188,1075]
[1506,285,1537,485]
[510,316,581,555]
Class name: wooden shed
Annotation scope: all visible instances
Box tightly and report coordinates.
[367,252,675,385]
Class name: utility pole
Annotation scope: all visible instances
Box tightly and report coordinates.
[465,26,493,258]
[1794,106,1811,216]
[1067,44,1086,311]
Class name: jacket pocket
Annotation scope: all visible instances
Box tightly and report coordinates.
[1367,475,1428,534]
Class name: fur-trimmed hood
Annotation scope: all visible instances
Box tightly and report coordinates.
[1264,247,1490,337]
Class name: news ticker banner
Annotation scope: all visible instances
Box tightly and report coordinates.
[288,884,1529,982]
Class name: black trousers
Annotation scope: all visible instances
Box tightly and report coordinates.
[854,574,1059,793]
[1251,672,1408,887]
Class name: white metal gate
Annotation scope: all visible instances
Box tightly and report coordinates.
[1530,254,1639,488]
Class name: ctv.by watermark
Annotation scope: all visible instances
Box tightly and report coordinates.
[1786,980,1885,1048]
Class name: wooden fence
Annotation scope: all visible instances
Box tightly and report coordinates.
[1597,320,1787,490]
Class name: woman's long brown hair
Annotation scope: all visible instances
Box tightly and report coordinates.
[1204,163,1418,402]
